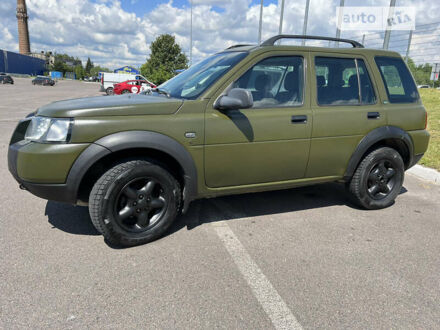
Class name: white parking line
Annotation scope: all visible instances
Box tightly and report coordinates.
[212,221,303,330]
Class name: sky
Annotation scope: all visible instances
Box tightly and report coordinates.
[0,0,439,70]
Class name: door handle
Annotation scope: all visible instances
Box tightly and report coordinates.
[291,115,307,124]
[367,112,380,119]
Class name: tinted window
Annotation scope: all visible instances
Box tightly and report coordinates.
[315,57,376,106]
[375,56,419,103]
[234,56,304,108]
[357,59,376,104]
[315,57,359,105]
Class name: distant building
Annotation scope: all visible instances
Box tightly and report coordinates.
[114,66,140,74]
[29,51,55,66]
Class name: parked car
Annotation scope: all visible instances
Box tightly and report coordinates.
[32,76,55,86]
[0,74,14,84]
[113,80,156,95]
[100,72,154,95]
[8,35,430,247]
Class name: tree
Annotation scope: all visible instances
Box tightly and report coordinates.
[90,65,111,77]
[140,34,188,85]
[85,57,94,74]
[74,64,85,80]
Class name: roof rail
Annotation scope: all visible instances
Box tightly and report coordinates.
[261,35,364,48]
[226,44,253,49]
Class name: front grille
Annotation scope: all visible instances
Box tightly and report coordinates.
[10,119,31,145]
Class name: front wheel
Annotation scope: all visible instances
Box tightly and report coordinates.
[349,147,404,209]
[89,160,181,247]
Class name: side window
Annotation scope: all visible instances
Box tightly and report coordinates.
[375,56,419,103]
[234,56,304,108]
[357,59,376,105]
[315,57,359,105]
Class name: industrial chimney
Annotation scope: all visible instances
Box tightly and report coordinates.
[16,0,31,55]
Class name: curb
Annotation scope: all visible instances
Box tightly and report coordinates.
[407,165,440,185]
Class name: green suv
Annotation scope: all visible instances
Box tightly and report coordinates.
[8,35,430,246]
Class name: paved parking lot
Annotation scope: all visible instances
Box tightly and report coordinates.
[1,78,439,329]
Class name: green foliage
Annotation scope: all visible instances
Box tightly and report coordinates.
[140,34,188,85]
[74,64,85,80]
[419,89,440,170]
[50,53,82,75]
[85,57,94,74]
[90,66,111,77]
[407,58,439,87]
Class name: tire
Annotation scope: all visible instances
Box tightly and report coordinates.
[106,87,114,95]
[349,147,404,209]
[89,160,181,247]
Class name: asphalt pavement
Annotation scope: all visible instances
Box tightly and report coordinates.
[1,78,439,329]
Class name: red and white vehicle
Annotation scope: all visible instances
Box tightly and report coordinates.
[113,80,156,95]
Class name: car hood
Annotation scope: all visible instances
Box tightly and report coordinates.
[36,94,184,118]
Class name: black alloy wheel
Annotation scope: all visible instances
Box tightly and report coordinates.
[366,160,397,200]
[114,177,167,233]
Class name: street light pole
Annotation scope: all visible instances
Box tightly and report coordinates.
[383,0,396,50]
[301,0,310,46]
[190,0,193,66]
[279,0,285,35]
[335,0,345,47]
[258,0,264,44]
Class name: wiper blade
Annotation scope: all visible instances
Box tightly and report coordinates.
[151,88,170,98]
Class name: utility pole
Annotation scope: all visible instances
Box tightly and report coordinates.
[189,0,193,66]
[258,0,264,44]
[279,0,285,35]
[405,30,413,63]
[361,34,366,45]
[383,0,396,50]
[301,0,310,46]
[335,0,345,47]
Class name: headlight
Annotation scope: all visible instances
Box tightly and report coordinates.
[25,117,73,143]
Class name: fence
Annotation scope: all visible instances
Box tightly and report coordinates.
[0,50,45,75]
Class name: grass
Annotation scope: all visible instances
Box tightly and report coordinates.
[419,89,440,170]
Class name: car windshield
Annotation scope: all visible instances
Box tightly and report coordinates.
[158,51,248,100]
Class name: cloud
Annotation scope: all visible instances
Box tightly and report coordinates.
[0,0,438,70]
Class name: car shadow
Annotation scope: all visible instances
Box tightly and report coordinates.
[44,182,408,244]
[45,201,99,236]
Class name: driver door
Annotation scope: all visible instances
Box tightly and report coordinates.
[204,52,312,188]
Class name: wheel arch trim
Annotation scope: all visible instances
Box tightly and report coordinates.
[344,126,414,181]
[67,131,198,211]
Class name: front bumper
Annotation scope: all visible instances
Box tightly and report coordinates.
[8,119,92,204]
[8,141,76,203]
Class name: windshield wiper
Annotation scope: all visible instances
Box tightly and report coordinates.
[151,87,171,98]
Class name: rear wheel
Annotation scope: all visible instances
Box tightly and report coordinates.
[106,87,114,95]
[349,147,404,209]
[89,160,181,247]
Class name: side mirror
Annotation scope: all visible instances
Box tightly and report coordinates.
[214,88,253,111]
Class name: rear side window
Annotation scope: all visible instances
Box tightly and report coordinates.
[315,57,376,106]
[375,56,419,103]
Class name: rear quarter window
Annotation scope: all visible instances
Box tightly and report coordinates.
[375,56,419,103]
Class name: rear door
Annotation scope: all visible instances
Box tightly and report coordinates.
[306,53,386,178]
[204,52,312,188]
